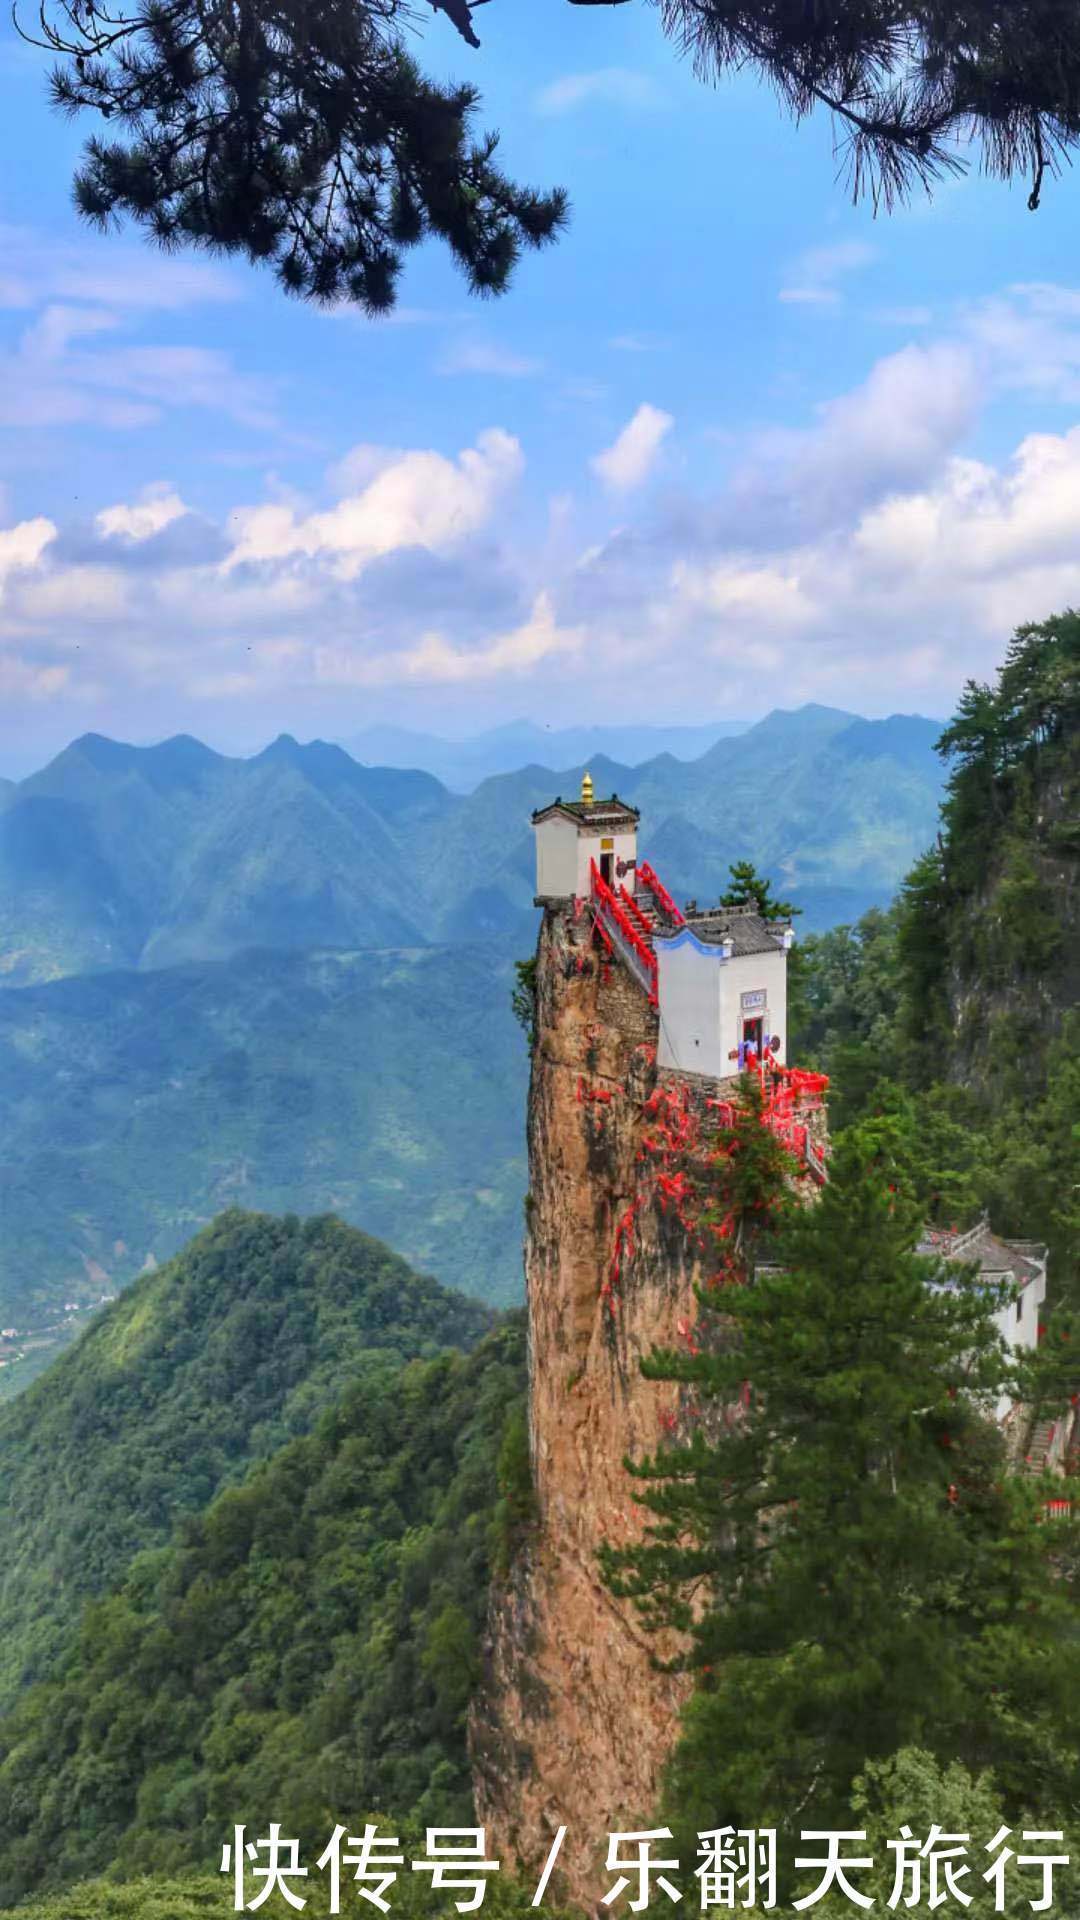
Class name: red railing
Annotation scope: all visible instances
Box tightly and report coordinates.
[591,861,658,1004]
[769,1066,830,1112]
[636,860,685,927]
[619,884,653,936]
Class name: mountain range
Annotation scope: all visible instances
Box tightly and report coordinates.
[0,702,947,1342]
[0,704,945,988]
[338,717,748,790]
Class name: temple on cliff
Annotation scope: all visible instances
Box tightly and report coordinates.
[530,775,1048,1394]
[473,779,1053,1900]
[533,772,795,1082]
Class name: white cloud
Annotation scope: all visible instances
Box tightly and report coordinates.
[721,342,979,539]
[77,345,275,431]
[0,225,239,314]
[21,304,121,360]
[325,445,404,494]
[965,281,1080,404]
[673,558,816,631]
[226,428,523,577]
[793,343,978,498]
[0,517,56,596]
[534,68,665,114]
[660,421,1080,706]
[0,228,272,435]
[0,655,71,700]
[16,567,131,623]
[11,284,1080,733]
[779,240,876,307]
[97,487,190,543]
[0,330,274,433]
[314,592,582,686]
[591,404,673,492]
[439,339,544,378]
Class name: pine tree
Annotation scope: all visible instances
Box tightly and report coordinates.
[604,1116,1080,1855]
[25,3,1080,305]
[650,1,1080,214]
[719,861,798,923]
[31,0,568,309]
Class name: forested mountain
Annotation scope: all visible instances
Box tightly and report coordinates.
[12,1874,556,1920]
[0,704,944,1343]
[0,623,1073,1920]
[0,943,526,1327]
[0,706,944,987]
[0,1210,491,1714]
[0,734,453,982]
[0,1319,527,1905]
[795,611,1080,1294]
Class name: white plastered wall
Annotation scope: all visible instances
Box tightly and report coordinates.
[657,935,789,1078]
[655,937,725,1077]
[534,816,580,897]
[719,948,789,1067]
[534,817,639,899]
[992,1257,1048,1420]
[575,825,638,899]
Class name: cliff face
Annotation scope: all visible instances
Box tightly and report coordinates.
[909,625,1079,1099]
[946,748,1079,1095]
[470,906,720,1906]
[471,903,830,1906]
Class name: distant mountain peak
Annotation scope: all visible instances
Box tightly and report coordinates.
[67,732,141,771]
[752,703,858,734]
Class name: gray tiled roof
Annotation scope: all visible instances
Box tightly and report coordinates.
[918,1217,1047,1289]
[653,906,788,955]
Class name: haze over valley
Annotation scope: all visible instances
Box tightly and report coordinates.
[0,700,946,1381]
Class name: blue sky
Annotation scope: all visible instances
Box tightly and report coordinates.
[2,4,1080,773]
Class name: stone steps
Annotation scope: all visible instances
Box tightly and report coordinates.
[1025,1416,1058,1474]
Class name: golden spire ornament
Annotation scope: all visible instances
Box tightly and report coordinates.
[580,769,594,805]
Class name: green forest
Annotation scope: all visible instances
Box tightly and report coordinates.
[0,1320,527,1903]
[0,1211,491,1711]
[0,615,1074,1914]
[793,610,1079,1296]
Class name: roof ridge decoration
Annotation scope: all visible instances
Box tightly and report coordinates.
[531,793,641,824]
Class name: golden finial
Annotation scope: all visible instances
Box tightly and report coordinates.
[580,769,594,805]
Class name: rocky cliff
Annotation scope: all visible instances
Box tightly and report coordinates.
[906,617,1079,1100]
[470,904,826,1909]
[470,904,692,1908]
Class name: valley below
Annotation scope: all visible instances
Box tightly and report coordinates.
[0,704,945,1353]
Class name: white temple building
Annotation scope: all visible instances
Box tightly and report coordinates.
[532,773,794,1081]
[918,1218,1050,1424]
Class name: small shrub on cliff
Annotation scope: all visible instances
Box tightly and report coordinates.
[511,957,539,1049]
[491,1403,537,1576]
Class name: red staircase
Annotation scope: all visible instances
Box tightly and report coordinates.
[589,860,658,1004]
[635,861,685,929]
